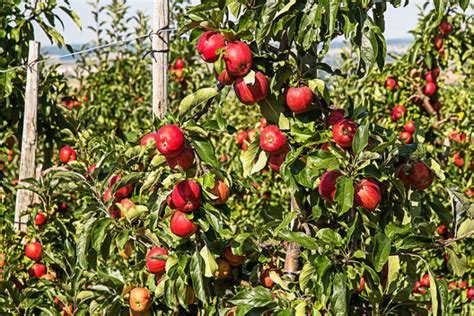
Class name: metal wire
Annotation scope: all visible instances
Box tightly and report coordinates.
[0,28,176,74]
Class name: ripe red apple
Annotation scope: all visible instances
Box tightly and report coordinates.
[448,281,457,290]
[0,253,5,267]
[439,21,453,36]
[40,274,55,281]
[114,181,133,199]
[167,195,177,209]
[411,161,434,190]
[175,57,185,69]
[450,131,466,143]
[268,145,290,173]
[424,82,437,96]
[88,164,96,175]
[332,119,358,148]
[120,198,134,212]
[210,178,230,205]
[327,109,345,126]
[260,125,287,154]
[391,105,406,121]
[171,180,202,212]
[235,131,247,145]
[224,246,245,267]
[59,146,76,164]
[458,280,467,289]
[399,131,413,144]
[28,263,47,278]
[166,145,195,171]
[397,164,411,189]
[385,78,397,91]
[467,287,474,300]
[285,86,313,113]
[247,129,257,143]
[146,247,168,274]
[438,224,447,236]
[318,170,342,202]
[432,100,442,112]
[354,179,382,211]
[453,151,464,167]
[156,124,185,157]
[197,31,225,63]
[25,242,42,261]
[465,188,474,197]
[433,36,443,50]
[413,280,421,293]
[141,133,157,146]
[404,120,415,134]
[170,211,197,238]
[58,202,68,212]
[224,41,252,77]
[217,69,235,85]
[103,187,113,203]
[425,71,437,83]
[233,71,268,105]
[260,268,281,288]
[420,274,430,287]
[130,287,151,312]
[35,212,47,226]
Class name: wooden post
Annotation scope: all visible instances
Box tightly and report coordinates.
[152,0,169,119]
[14,41,40,233]
[284,196,301,279]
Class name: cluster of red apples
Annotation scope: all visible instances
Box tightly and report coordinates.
[197,31,315,114]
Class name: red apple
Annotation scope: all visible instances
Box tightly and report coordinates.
[217,69,235,85]
[35,212,47,226]
[327,109,345,126]
[146,247,168,274]
[260,269,281,289]
[385,78,397,91]
[224,41,252,77]
[450,131,466,143]
[166,145,195,171]
[235,131,247,145]
[197,31,225,63]
[425,71,437,83]
[233,71,268,105]
[141,133,157,146]
[424,82,437,96]
[260,117,267,129]
[268,145,290,173]
[453,151,464,167]
[354,179,382,211]
[391,105,406,121]
[88,164,96,175]
[25,242,42,261]
[59,146,76,164]
[156,124,185,157]
[458,280,467,289]
[247,129,257,143]
[175,57,185,69]
[28,263,47,278]
[209,178,230,205]
[399,131,413,144]
[448,281,457,290]
[130,287,151,313]
[404,120,415,134]
[467,288,474,300]
[439,21,453,36]
[438,224,447,236]
[332,119,358,148]
[397,164,411,189]
[318,170,342,202]
[260,125,287,154]
[285,86,313,113]
[433,36,443,50]
[171,180,202,212]
[411,161,434,190]
[420,274,430,287]
[224,246,245,267]
[358,277,365,293]
[170,211,196,238]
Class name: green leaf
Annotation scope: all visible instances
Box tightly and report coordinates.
[308,79,330,104]
[457,218,474,236]
[334,176,354,216]
[190,250,207,302]
[316,228,342,247]
[192,137,219,168]
[372,233,391,272]
[385,255,400,293]
[230,287,274,308]
[250,151,268,175]
[240,142,260,178]
[446,248,467,276]
[91,218,114,253]
[76,217,97,269]
[199,245,218,278]
[179,87,218,117]
[299,261,316,291]
[353,123,369,156]
[279,230,319,250]
[331,272,347,315]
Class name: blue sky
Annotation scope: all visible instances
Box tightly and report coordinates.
[36,0,432,45]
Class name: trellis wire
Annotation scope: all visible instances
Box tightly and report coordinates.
[0,28,175,74]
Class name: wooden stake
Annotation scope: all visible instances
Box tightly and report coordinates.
[14,41,40,233]
[152,0,169,119]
